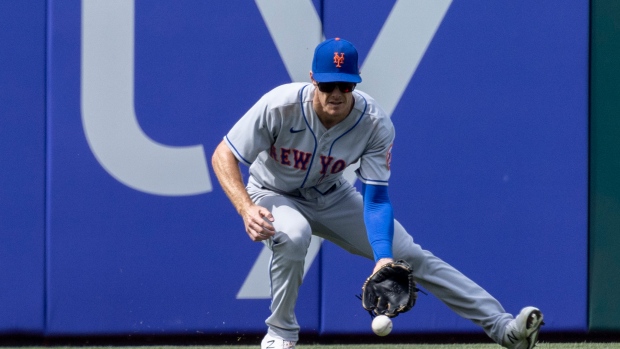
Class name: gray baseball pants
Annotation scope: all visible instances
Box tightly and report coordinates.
[247,177,513,344]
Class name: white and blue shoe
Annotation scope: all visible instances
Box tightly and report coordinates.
[261,333,296,349]
[503,306,545,349]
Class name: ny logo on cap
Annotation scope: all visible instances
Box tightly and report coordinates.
[333,52,344,68]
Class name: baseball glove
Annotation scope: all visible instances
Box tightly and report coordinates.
[361,260,417,318]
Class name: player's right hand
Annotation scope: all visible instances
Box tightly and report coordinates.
[240,204,275,241]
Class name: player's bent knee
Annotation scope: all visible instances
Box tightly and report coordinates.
[272,231,312,261]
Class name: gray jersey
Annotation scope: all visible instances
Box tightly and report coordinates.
[224,82,518,346]
[225,83,395,194]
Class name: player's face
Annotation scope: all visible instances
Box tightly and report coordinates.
[311,79,356,122]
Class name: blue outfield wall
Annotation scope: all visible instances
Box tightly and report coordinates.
[0,0,588,336]
[0,0,47,335]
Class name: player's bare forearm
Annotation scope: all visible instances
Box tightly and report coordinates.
[211,141,253,214]
[211,141,275,241]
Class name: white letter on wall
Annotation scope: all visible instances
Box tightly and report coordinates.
[81,0,212,196]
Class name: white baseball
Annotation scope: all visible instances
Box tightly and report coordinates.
[371,315,393,336]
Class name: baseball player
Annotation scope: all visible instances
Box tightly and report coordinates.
[211,38,544,349]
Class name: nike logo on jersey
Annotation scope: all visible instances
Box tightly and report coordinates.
[289,127,306,133]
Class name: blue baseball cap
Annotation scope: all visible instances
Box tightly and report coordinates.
[312,38,362,83]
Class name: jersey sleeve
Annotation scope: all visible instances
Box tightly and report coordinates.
[355,118,395,186]
[224,90,281,166]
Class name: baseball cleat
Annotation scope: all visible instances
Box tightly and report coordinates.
[502,306,545,349]
[261,333,296,349]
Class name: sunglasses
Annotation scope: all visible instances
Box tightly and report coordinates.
[316,82,356,93]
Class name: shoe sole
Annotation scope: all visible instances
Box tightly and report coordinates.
[525,309,544,349]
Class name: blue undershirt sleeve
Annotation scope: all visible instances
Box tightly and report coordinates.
[362,183,394,262]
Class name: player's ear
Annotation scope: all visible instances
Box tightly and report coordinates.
[309,71,314,83]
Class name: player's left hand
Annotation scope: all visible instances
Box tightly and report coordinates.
[373,258,394,273]
[362,260,418,318]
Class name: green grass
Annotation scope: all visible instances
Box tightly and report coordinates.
[5,344,620,349]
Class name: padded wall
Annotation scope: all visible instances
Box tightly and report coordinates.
[589,0,620,331]
[0,0,46,334]
[0,0,590,336]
